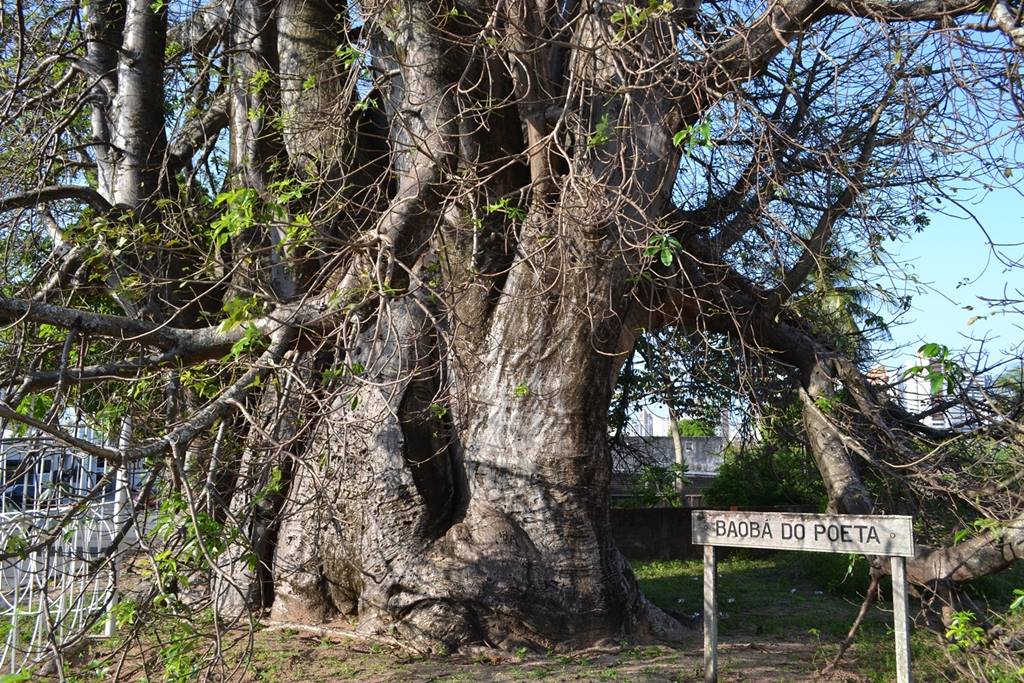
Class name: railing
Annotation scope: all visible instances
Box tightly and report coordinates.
[0,431,141,674]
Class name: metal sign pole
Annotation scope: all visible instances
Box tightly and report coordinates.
[891,556,912,683]
[703,544,717,683]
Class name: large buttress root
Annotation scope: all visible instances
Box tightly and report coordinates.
[269,296,681,650]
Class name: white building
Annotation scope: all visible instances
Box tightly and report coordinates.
[0,418,142,511]
[869,355,988,431]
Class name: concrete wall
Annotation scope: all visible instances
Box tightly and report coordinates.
[611,507,704,560]
[611,436,724,476]
[611,506,817,560]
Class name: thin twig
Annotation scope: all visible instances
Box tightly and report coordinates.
[822,573,880,674]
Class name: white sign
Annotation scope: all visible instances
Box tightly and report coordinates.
[692,510,915,683]
[692,510,915,557]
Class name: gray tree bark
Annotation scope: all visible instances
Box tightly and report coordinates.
[5,0,1018,657]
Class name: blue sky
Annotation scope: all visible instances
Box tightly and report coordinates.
[880,186,1023,367]
[633,190,1022,432]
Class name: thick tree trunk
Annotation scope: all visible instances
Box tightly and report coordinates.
[111,0,168,215]
[801,360,874,515]
[264,2,689,649]
[270,363,680,648]
[214,351,313,613]
[271,224,682,650]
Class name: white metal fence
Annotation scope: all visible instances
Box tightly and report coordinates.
[0,430,142,674]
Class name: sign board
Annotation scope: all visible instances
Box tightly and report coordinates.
[692,510,915,683]
[692,510,915,557]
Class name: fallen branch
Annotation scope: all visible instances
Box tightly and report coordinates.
[822,572,880,674]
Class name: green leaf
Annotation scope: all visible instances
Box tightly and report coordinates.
[224,324,266,360]
[0,672,34,683]
[4,533,29,560]
[672,119,713,150]
[17,392,53,422]
[484,197,525,220]
[353,96,379,113]
[643,234,681,268]
[696,120,712,144]
[335,44,362,68]
[209,188,260,247]
[218,295,263,332]
[269,177,307,204]
[587,113,614,149]
[248,69,271,95]
[1009,589,1024,612]
[112,599,138,629]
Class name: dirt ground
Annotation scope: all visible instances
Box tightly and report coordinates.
[93,622,879,683]
[66,554,980,681]
[244,627,870,682]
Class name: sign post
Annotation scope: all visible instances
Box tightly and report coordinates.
[692,510,915,683]
[891,555,912,683]
[703,544,717,683]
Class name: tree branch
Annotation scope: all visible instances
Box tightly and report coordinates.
[0,296,260,358]
[710,0,984,92]
[7,349,184,403]
[909,516,1024,584]
[0,185,111,213]
[0,400,120,461]
[767,136,877,309]
[167,0,227,55]
[829,0,984,20]
[0,327,295,465]
[167,92,230,172]
[990,0,1024,48]
[128,327,295,459]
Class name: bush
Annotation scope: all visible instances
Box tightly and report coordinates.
[703,442,827,509]
[675,418,716,437]
[620,463,688,507]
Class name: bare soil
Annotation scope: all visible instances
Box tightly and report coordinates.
[89,622,875,682]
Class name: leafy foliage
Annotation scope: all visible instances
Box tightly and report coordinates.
[675,418,716,437]
[704,442,827,509]
[623,463,689,508]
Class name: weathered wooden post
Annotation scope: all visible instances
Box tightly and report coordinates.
[891,555,912,683]
[703,543,717,683]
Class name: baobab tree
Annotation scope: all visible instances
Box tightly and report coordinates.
[0,0,1022,662]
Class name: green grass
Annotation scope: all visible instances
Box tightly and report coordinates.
[59,552,1020,682]
[632,552,956,681]
[848,627,949,683]
[634,552,884,638]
